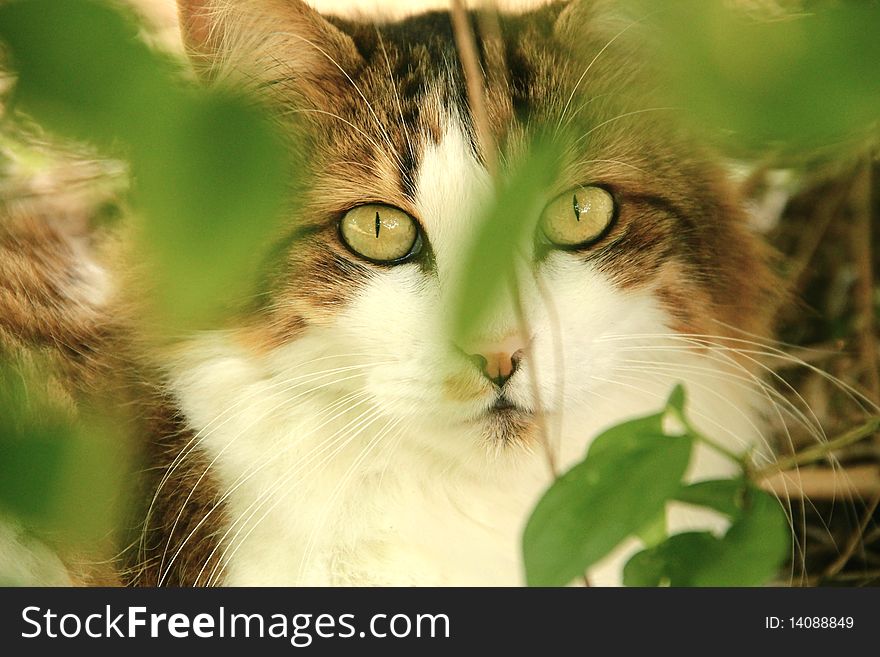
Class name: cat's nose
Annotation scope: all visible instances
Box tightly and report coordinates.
[463,334,527,388]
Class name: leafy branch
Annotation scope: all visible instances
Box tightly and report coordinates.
[523,386,791,587]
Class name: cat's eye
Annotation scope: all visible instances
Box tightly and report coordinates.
[339,204,421,263]
[540,185,616,248]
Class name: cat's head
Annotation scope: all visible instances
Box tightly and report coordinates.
[174,0,777,464]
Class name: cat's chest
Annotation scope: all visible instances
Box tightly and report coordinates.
[168,340,757,587]
[200,410,545,586]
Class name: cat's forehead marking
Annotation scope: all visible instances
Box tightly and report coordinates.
[413,110,492,279]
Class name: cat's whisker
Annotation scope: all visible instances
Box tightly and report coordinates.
[530,269,568,468]
[179,391,377,586]
[614,360,792,457]
[144,355,391,564]
[156,388,381,587]
[372,418,412,498]
[280,107,394,163]
[376,28,418,170]
[619,341,859,474]
[160,386,372,584]
[556,92,609,135]
[145,354,389,508]
[206,405,393,586]
[617,345,827,450]
[155,364,391,584]
[588,371,754,454]
[296,414,406,582]
[606,364,812,574]
[590,370,815,581]
[572,106,679,148]
[279,32,402,166]
[597,331,880,414]
[288,413,404,583]
[200,398,392,583]
[556,18,645,131]
[613,340,834,474]
[572,158,650,175]
[598,332,846,441]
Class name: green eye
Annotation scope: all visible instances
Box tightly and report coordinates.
[540,185,616,248]
[340,204,420,263]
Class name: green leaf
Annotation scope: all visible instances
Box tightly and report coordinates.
[0,0,291,329]
[624,485,790,586]
[523,414,692,586]
[674,479,746,519]
[638,0,880,156]
[635,511,667,549]
[132,93,289,327]
[0,0,171,147]
[0,365,133,546]
[0,433,67,520]
[704,487,790,587]
[585,411,665,460]
[623,532,718,587]
[665,383,686,416]
[450,138,562,342]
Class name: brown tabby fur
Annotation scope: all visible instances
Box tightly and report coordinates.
[1,0,779,585]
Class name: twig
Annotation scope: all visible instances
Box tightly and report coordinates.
[771,340,847,369]
[785,174,853,296]
[820,487,880,581]
[509,277,557,478]
[862,524,880,546]
[758,464,880,499]
[753,416,880,478]
[450,0,498,177]
[850,157,879,406]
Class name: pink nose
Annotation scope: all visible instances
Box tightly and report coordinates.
[465,334,527,387]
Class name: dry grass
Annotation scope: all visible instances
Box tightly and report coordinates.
[764,153,880,586]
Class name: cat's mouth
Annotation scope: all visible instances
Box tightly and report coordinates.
[490,394,520,413]
[476,393,535,444]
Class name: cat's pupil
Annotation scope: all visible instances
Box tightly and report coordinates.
[572,194,581,222]
[375,211,381,238]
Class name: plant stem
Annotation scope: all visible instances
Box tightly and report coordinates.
[753,416,880,479]
[510,277,557,478]
[672,406,745,466]
[450,0,498,178]
[821,487,880,582]
[851,156,879,407]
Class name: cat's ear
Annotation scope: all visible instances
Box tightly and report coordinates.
[553,0,634,39]
[176,0,363,109]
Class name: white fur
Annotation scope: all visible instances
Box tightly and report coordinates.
[0,516,72,586]
[168,115,764,586]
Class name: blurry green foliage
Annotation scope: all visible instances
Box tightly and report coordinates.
[0,0,822,586]
[523,387,791,586]
[0,364,131,547]
[0,0,290,328]
[637,0,880,157]
[450,138,563,342]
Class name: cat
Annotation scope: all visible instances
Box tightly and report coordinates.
[1,0,781,586]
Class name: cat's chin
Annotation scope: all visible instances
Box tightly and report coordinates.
[479,405,537,446]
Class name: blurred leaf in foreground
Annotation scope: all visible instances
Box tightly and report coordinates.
[0,0,290,329]
[450,137,563,343]
[0,363,132,548]
[638,0,880,156]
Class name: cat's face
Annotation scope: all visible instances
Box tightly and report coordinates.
[179,0,774,464]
